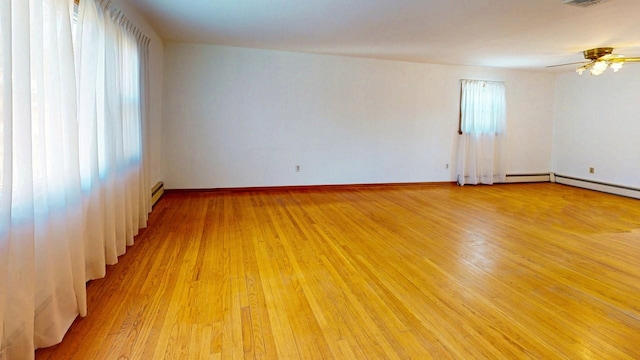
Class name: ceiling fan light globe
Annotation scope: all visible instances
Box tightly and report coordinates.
[610,62,624,72]
[593,60,608,72]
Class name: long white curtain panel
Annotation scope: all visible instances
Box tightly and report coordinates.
[0,0,150,358]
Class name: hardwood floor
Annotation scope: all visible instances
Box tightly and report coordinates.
[36,183,640,359]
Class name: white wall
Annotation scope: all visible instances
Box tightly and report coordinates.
[553,66,640,188]
[162,43,555,189]
[112,0,164,186]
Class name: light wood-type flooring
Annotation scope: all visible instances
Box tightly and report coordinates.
[36,183,640,359]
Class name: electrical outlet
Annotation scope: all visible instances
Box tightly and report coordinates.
[589,167,595,174]
[445,163,449,169]
[295,165,301,172]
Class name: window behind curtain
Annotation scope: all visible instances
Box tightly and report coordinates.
[74,0,145,185]
[121,34,142,165]
[459,80,506,135]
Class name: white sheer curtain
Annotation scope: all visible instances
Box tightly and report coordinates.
[76,0,150,280]
[1,0,85,357]
[0,0,150,358]
[456,79,506,186]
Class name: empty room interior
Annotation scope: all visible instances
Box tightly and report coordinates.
[3,0,640,359]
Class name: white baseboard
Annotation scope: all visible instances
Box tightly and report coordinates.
[505,173,551,183]
[552,174,640,200]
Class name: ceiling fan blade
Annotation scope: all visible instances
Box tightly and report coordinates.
[546,61,589,68]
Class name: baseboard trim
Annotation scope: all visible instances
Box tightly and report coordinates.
[157,176,640,199]
[165,181,457,193]
[553,174,640,200]
[504,173,551,183]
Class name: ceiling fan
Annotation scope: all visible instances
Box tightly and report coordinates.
[547,47,640,75]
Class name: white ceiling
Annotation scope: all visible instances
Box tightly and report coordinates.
[127,0,640,72]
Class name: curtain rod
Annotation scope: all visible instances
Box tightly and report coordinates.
[460,79,504,84]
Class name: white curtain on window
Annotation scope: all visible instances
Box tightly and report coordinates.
[1,0,85,357]
[76,0,150,280]
[0,0,150,357]
[457,79,506,186]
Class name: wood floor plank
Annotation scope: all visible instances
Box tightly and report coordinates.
[36,183,640,359]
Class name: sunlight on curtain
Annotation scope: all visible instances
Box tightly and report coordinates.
[1,1,85,357]
[457,79,506,186]
[0,0,150,358]
[75,0,150,281]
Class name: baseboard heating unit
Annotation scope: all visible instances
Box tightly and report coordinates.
[151,181,165,206]
[552,174,640,200]
[505,173,551,183]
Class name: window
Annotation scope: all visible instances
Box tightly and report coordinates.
[458,80,506,135]
[456,79,507,185]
